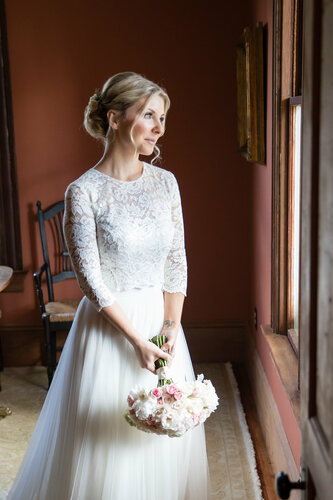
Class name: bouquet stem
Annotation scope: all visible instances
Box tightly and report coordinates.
[149,335,173,387]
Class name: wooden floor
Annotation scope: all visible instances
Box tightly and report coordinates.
[232,363,278,500]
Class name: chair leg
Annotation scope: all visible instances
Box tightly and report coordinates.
[50,331,57,379]
[43,317,54,388]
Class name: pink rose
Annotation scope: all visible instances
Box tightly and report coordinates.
[174,392,183,401]
[167,384,177,395]
[152,388,163,398]
[157,399,163,405]
[127,396,134,407]
[163,394,173,404]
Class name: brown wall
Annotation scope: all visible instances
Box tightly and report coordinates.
[0,1,252,356]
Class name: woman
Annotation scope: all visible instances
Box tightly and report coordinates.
[7,72,210,499]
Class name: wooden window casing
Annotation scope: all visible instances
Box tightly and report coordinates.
[271,0,303,352]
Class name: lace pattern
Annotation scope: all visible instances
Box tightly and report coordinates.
[63,162,187,311]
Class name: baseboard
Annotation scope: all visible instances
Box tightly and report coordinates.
[0,324,68,367]
[0,320,249,366]
[184,321,249,363]
[245,333,300,492]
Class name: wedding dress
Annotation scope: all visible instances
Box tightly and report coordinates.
[7,162,210,500]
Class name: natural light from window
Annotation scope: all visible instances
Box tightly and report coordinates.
[292,104,301,334]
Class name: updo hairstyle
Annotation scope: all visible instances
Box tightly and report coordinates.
[83,72,170,162]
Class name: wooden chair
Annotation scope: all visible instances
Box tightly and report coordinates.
[33,200,80,387]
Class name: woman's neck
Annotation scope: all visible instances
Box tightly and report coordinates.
[95,143,143,182]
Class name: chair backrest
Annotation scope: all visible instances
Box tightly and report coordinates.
[36,200,75,302]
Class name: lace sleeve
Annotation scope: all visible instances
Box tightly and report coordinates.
[63,183,115,311]
[162,174,188,296]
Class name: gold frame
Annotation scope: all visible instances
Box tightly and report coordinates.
[236,22,265,164]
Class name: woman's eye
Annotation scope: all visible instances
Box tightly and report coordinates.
[143,112,165,124]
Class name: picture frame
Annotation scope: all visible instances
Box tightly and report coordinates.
[236,22,265,164]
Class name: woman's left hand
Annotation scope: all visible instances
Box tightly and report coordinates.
[160,324,179,364]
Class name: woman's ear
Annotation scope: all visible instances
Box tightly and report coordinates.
[107,109,120,130]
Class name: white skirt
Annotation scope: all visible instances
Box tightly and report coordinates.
[7,286,210,500]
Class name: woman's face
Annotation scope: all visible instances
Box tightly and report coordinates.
[112,94,166,155]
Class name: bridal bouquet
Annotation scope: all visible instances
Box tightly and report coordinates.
[124,335,219,437]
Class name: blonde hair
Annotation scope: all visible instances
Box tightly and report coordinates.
[84,72,170,163]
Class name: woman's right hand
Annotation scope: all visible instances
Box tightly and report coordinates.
[134,339,171,373]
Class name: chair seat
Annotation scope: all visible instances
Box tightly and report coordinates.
[44,299,81,322]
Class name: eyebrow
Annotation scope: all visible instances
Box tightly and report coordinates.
[146,108,165,116]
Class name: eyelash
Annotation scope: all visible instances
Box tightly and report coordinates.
[144,112,165,123]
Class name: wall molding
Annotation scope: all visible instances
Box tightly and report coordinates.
[184,321,249,363]
[0,320,249,366]
[0,324,44,366]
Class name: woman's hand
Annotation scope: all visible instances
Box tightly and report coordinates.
[160,321,179,363]
[134,338,171,373]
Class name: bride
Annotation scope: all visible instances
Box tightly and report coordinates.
[7,72,210,500]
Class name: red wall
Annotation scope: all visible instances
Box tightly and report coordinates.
[0,2,252,327]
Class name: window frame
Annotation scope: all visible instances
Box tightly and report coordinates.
[271,0,303,350]
[0,0,25,291]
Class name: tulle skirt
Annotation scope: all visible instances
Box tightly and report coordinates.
[7,286,210,500]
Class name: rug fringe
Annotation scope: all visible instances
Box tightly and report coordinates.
[225,363,264,500]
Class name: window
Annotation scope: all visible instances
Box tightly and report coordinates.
[287,98,302,352]
[271,0,303,355]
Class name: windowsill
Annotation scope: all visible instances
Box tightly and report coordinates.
[261,324,300,425]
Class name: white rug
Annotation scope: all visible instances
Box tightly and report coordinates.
[0,363,263,500]
[196,363,263,500]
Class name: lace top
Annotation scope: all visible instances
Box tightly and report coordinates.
[63,162,187,311]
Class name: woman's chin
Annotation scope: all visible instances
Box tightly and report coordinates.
[138,146,155,157]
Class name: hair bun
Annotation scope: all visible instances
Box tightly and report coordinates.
[94,91,103,104]
[88,96,99,113]
[84,91,109,140]
[88,91,103,112]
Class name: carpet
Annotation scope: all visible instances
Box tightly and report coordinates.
[0,363,263,500]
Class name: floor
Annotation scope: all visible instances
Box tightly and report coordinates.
[232,363,278,500]
[1,364,264,500]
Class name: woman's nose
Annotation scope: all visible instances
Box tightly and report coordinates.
[153,119,163,135]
